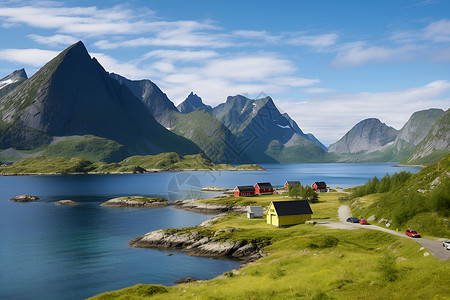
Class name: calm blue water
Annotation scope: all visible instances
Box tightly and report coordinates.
[0,163,420,299]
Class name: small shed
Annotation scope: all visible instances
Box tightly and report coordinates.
[246,206,264,219]
[267,200,313,227]
[255,182,274,195]
[312,181,327,192]
[234,186,256,197]
[284,181,301,191]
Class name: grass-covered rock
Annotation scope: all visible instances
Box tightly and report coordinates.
[101,197,171,208]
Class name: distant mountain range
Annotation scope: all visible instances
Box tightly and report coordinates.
[0,41,448,165]
[328,108,448,164]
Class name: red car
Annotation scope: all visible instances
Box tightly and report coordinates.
[405,229,421,238]
[360,218,368,225]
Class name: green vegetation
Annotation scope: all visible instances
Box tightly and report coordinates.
[264,138,335,163]
[0,152,264,174]
[346,154,450,237]
[117,197,167,202]
[43,135,128,163]
[0,156,93,173]
[91,191,450,300]
[288,184,319,203]
[199,194,283,207]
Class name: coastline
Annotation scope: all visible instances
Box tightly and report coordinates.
[0,167,265,176]
[128,212,265,267]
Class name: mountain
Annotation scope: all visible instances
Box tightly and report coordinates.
[102,79,251,163]
[0,69,28,98]
[328,110,447,163]
[109,73,178,128]
[0,41,201,158]
[282,112,328,151]
[212,95,329,163]
[169,110,253,163]
[328,118,398,154]
[388,109,444,161]
[177,92,212,114]
[406,109,449,164]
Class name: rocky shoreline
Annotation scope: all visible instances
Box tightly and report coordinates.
[129,221,264,265]
[173,199,247,214]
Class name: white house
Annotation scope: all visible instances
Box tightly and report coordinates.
[246,206,264,218]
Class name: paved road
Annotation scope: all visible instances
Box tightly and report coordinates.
[317,205,450,261]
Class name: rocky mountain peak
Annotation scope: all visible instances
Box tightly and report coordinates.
[328,118,398,154]
[0,68,28,92]
[177,92,212,114]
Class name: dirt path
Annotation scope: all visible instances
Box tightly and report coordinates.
[318,204,450,261]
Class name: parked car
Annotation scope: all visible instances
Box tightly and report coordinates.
[360,218,368,225]
[346,217,359,223]
[443,241,450,250]
[405,229,421,238]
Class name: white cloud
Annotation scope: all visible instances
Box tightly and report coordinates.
[142,50,219,62]
[0,48,59,67]
[90,52,153,79]
[28,34,79,47]
[423,19,450,42]
[288,33,339,48]
[277,81,450,146]
[302,87,335,94]
[332,42,418,67]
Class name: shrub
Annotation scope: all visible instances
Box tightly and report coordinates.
[378,252,398,283]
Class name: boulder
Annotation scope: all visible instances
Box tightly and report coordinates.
[55,200,79,205]
[9,195,39,202]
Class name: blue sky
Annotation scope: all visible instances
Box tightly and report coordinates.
[0,0,449,145]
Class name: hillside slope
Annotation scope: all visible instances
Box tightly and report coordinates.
[0,41,201,158]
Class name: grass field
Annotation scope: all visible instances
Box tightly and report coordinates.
[90,192,450,299]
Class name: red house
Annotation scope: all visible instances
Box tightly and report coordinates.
[234,186,256,197]
[284,181,301,191]
[255,182,274,195]
[312,181,327,192]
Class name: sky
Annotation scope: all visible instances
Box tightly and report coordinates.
[0,0,449,146]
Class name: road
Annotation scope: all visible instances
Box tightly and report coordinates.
[316,204,450,261]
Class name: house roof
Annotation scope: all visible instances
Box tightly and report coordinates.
[313,181,327,188]
[246,206,264,213]
[285,181,301,186]
[235,185,255,192]
[271,200,313,216]
[255,182,273,189]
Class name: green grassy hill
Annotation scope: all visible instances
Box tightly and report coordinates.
[0,152,264,174]
[90,191,450,300]
[348,154,450,237]
[43,135,128,163]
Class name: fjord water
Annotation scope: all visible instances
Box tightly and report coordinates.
[0,163,420,300]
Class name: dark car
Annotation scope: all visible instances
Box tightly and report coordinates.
[360,218,368,225]
[405,229,421,238]
[346,217,359,223]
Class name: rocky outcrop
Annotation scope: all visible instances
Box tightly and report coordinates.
[129,228,262,262]
[55,200,79,205]
[101,196,172,208]
[173,199,247,213]
[9,195,39,202]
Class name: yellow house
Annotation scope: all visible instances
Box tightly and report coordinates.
[267,200,313,227]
